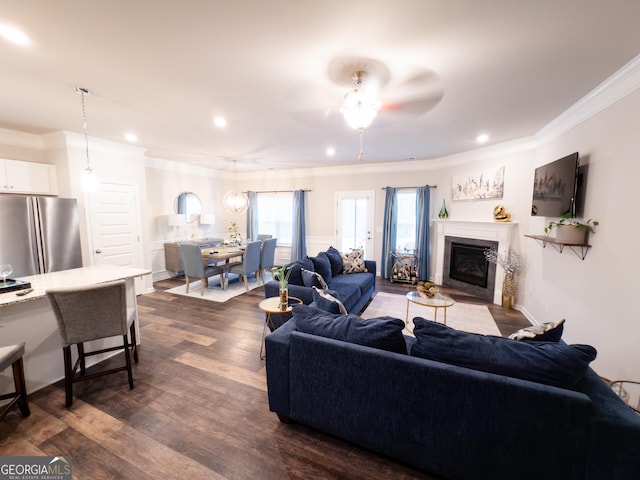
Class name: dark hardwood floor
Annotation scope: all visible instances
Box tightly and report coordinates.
[0,277,529,479]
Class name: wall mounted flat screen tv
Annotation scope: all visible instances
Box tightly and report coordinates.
[531,152,579,217]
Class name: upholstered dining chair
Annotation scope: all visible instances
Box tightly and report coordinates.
[0,342,30,421]
[180,243,226,294]
[46,280,138,408]
[259,237,277,285]
[229,240,262,290]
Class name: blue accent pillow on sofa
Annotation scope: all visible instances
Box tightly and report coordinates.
[325,246,344,276]
[311,252,332,283]
[283,257,315,286]
[293,304,407,354]
[410,318,596,388]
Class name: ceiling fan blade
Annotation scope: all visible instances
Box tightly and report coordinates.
[380,69,444,118]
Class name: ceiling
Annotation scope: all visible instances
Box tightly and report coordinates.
[1,0,639,172]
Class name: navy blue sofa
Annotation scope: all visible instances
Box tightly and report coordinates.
[265,309,640,480]
[264,248,376,314]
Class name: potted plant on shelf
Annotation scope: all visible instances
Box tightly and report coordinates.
[544,214,599,245]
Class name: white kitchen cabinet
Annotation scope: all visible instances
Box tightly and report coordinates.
[0,158,58,195]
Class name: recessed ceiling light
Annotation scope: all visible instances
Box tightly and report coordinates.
[213,116,227,128]
[325,146,335,157]
[0,24,31,46]
[125,133,138,143]
[476,133,489,143]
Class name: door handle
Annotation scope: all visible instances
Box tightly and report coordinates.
[95,249,102,254]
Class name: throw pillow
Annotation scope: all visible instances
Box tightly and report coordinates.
[341,249,367,274]
[292,304,407,354]
[410,318,596,389]
[312,286,347,314]
[311,252,332,283]
[509,319,565,342]
[325,246,344,276]
[302,268,328,289]
[278,257,314,286]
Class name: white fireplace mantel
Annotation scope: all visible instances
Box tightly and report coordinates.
[432,219,517,305]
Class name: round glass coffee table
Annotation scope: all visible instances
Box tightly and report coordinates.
[405,291,455,325]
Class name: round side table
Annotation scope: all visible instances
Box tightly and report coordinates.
[258,296,302,359]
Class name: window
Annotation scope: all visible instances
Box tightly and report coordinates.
[256,193,293,244]
[395,189,417,252]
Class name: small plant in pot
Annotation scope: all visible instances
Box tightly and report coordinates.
[544,214,599,245]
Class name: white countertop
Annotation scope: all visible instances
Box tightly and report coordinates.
[0,264,152,308]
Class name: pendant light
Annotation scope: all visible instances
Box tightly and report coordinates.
[75,87,97,192]
[223,160,248,214]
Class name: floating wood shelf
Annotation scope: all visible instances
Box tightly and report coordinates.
[524,234,591,260]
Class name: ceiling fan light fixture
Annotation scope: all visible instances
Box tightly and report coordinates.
[339,71,382,130]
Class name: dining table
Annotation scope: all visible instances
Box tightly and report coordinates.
[203,247,245,289]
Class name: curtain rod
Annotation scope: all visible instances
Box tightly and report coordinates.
[242,189,312,194]
[381,185,437,190]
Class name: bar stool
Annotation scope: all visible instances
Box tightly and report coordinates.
[46,280,137,408]
[0,342,31,421]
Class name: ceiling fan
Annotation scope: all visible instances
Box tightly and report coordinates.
[286,56,444,160]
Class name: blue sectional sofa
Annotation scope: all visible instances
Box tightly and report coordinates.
[265,305,640,480]
[264,247,376,314]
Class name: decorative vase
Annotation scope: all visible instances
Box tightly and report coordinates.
[438,199,449,219]
[502,272,515,309]
[279,285,288,311]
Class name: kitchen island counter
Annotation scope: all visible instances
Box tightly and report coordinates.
[0,265,151,395]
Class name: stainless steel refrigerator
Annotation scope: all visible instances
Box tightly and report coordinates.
[0,196,83,278]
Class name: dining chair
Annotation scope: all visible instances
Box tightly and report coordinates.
[46,280,138,408]
[0,342,30,421]
[257,234,273,241]
[180,243,226,294]
[259,237,277,285]
[229,240,262,290]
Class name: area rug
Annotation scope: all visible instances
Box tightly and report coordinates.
[361,292,501,336]
[166,272,272,303]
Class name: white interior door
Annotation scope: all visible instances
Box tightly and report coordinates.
[88,181,144,292]
[336,191,374,258]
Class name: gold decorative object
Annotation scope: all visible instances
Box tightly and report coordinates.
[416,281,438,299]
[493,205,511,222]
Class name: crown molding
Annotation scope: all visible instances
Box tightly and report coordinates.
[145,156,228,179]
[63,131,146,157]
[536,54,640,144]
[0,127,44,149]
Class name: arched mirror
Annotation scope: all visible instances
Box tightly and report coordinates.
[175,192,201,223]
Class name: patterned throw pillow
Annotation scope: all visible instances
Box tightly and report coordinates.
[509,319,565,342]
[312,286,347,314]
[341,249,367,274]
[301,268,328,289]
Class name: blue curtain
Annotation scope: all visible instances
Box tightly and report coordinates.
[291,190,307,261]
[381,187,398,279]
[416,185,431,281]
[246,191,258,241]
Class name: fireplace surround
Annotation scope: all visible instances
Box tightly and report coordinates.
[433,220,517,305]
[444,237,498,301]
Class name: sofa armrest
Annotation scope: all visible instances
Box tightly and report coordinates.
[364,260,377,276]
[265,280,314,305]
[265,319,298,417]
